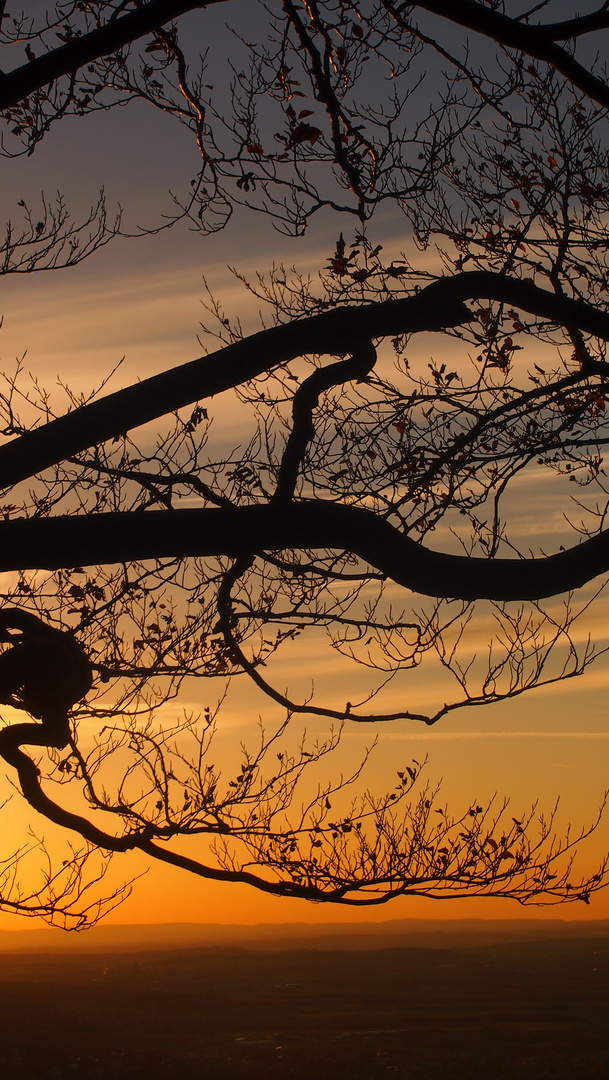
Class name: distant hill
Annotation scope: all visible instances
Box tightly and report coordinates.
[1,916,608,953]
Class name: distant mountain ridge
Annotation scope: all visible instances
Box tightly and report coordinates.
[1,916,608,953]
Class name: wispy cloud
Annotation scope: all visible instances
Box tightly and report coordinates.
[346,729,609,741]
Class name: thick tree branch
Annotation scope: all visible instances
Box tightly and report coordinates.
[0,279,471,489]
[541,7,609,41]
[412,0,609,110]
[273,340,376,504]
[0,721,141,851]
[3,1,609,118]
[2,272,609,492]
[0,0,224,112]
[0,502,606,602]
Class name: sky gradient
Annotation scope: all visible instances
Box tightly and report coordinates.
[0,2,608,930]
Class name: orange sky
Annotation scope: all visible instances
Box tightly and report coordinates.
[0,222,608,931]
[0,37,608,929]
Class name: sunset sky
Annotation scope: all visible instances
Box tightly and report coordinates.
[0,1,608,932]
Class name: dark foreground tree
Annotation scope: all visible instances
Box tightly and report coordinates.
[1,2,609,921]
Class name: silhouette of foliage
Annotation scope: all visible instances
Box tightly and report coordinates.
[1,2,609,916]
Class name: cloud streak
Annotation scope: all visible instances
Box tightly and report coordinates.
[346,729,609,741]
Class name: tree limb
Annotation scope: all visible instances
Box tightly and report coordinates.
[411,0,609,110]
[2,272,609,491]
[0,501,606,602]
[0,0,223,111]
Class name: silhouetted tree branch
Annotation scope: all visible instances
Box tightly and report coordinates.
[2,272,609,489]
[404,1,609,109]
[3,2,609,231]
[1,701,605,905]
[0,810,131,929]
[1,2,609,917]
[1,502,609,603]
